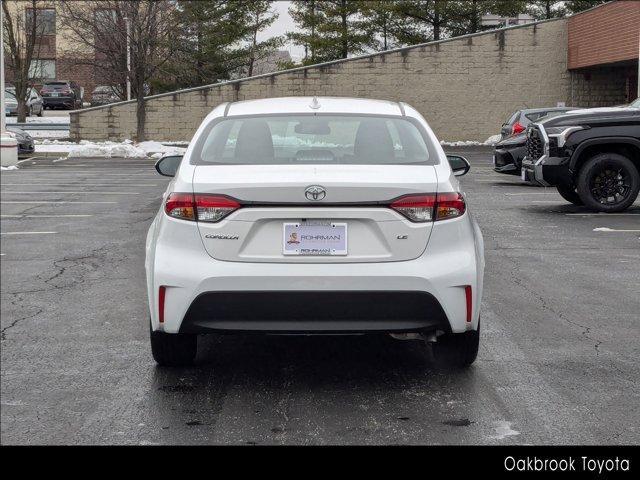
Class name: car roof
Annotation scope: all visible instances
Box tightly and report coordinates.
[226,96,405,117]
[521,107,577,114]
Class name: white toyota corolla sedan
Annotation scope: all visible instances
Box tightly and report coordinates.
[146,96,484,367]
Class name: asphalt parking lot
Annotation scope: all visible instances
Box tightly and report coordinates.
[1,149,638,445]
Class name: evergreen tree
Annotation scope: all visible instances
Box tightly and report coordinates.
[526,1,566,19]
[564,0,609,15]
[393,0,463,42]
[170,1,250,87]
[357,0,404,51]
[242,1,284,77]
[447,0,528,37]
[288,0,323,65]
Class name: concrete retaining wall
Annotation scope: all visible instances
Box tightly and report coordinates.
[71,18,572,143]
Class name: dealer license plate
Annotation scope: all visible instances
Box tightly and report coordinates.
[283,221,347,256]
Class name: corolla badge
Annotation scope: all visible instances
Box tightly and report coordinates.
[305,185,326,201]
[205,234,239,240]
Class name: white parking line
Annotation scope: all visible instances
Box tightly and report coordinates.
[1,201,117,204]
[16,156,41,164]
[1,183,157,187]
[1,231,57,235]
[1,214,93,218]
[1,191,140,195]
[566,213,640,216]
[504,192,558,196]
[593,227,640,233]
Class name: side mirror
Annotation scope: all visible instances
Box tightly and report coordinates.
[447,155,471,177]
[155,155,183,177]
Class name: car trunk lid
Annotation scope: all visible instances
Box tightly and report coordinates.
[192,164,438,263]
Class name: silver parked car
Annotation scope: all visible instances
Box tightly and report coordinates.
[4,87,44,117]
[90,85,120,107]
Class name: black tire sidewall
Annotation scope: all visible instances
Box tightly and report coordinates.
[556,182,584,205]
[577,153,640,213]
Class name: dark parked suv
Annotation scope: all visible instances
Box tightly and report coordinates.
[40,80,83,110]
[522,100,640,212]
[494,107,578,175]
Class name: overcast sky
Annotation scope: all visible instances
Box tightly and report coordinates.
[256,1,305,60]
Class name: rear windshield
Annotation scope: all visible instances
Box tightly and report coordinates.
[505,111,520,125]
[524,110,570,122]
[193,115,435,165]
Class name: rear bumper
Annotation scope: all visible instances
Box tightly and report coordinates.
[493,145,525,175]
[43,97,74,107]
[180,291,450,334]
[146,212,484,335]
[17,140,35,155]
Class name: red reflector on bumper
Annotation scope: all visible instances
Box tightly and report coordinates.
[465,285,472,323]
[159,286,166,323]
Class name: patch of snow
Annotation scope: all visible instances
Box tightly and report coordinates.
[35,144,78,153]
[156,140,190,146]
[29,130,70,139]
[440,134,502,147]
[6,115,69,124]
[35,139,187,158]
[137,141,186,158]
[489,421,520,440]
[1,165,19,171]
[36,139,76,145]
[441,140,483,147]
[68,142,148,158]
[484,134,502,146]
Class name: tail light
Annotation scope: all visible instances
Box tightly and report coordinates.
[164,193,240,222]
[389,194,436,222]
[511,122,525,135]
[390,193,465,222]
[435,192,466,220]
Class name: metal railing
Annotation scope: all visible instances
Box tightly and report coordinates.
[9,122,70,131]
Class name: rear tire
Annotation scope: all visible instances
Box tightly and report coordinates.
[576,153,640,213]
[150,326,197,366]
[433,322,480,368]
[556,182,583,205]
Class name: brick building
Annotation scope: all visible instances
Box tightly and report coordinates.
[567,0,639,106]
[70,1,639,142]
[4,1,100,99]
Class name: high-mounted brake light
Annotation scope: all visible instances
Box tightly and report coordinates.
[390,193,465,222]
[512,121,525,135]
[164,193,240,222]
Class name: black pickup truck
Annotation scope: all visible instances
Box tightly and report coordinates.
[522,100,640,212]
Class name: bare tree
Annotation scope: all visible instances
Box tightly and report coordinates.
[2,0,48,122]
[57,1,178,141]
